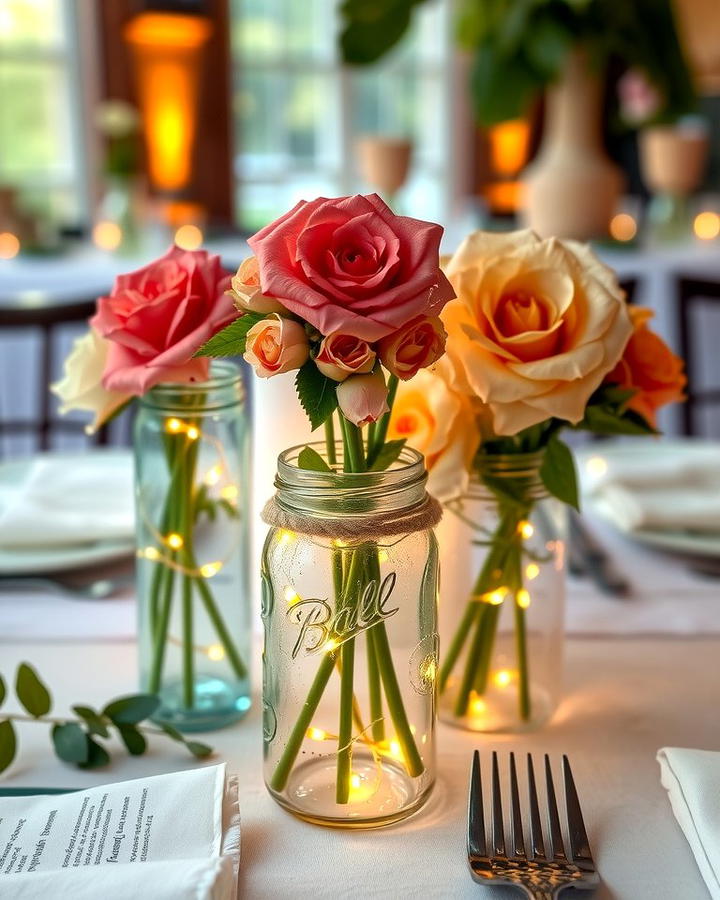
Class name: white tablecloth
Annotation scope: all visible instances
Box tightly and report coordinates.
[1,637,717,899]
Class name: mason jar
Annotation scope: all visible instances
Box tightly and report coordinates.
[134,360,251,731]
[438,452,566,733]
[261,444,440,828]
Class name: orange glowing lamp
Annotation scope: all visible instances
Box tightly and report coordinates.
[124,11,211,194]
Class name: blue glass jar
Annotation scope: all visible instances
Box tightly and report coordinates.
[134,361,251,731]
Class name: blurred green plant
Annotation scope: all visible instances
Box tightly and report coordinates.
[339,0,696,125]
[0,662,213,775]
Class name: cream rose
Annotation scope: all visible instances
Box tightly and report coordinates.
[442,229,633,435]
[336,371,389,427]
[378,315,446,381]
[229,256,286,315]
[315,332,375,382]
[50,329,129,432]
[388,360,480,501]
[243,314,309,378]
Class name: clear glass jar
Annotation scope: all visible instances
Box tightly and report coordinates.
[438,453,566,733]
[262,444,439,828]
[134,361,251,732]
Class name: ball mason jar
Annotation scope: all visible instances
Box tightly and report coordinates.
[438,452,566,733]
[261,444,440,828]
[134,361,252,731]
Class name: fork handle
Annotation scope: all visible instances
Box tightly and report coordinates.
[526,891,558,900]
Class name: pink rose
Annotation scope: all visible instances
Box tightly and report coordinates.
[247,193,455,341]
[378,315,446,381]
[229,256,286,315]
[336,371,389,427]
[243,314,309,378]
[91,245,234,395]
[315,332,376,382]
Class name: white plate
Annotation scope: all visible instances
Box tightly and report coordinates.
[0,451,135,575]
[575,439,720,559]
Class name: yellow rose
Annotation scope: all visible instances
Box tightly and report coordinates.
[51,329,129,433]
[442,230,633,435]
[388,361,480,501]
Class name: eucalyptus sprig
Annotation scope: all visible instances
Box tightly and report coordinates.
[0,662,213,775]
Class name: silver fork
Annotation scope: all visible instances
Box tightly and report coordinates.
[467,750,599,899]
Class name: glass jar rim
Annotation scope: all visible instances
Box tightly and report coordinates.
[140,360,244,411]
[470,448,548,500]
[274,442,429,518]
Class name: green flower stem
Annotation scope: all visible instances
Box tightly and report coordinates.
[336,637,356,804]
[453,604,490,717]
[270,652,336,792]
[368,374,398,464]
[343,420,367,472]
[148,557,176,693]
[181,575,194,708]
[366,626,385,743]
[193,572,248,680]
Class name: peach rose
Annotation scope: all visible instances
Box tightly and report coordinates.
[228,256,286,315]
[336,371,389,427]
[378,315,446,381]
[315,332,375,382]
[442,230,633,435]
[388,360,481,501]
[604,306,686,428]
[243,314,309,378]
[51,329,130,433]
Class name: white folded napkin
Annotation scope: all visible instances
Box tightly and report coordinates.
[0,452,134,548]
[594,484,720,534]
[658,747,720,899]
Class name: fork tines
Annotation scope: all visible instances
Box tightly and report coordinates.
[468,750,596,872]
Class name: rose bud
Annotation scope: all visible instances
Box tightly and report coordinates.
[378,315,447,381]
[229,256,286,315]
[336,371,389,427]
[243,314,309,378]
[315,332,376,382]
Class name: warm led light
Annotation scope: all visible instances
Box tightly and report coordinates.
[279,530,296,545]
[694,211,720,241]
[166,417,183,433]
[609,212,637,242]
[485,588,507,606]
[307,727,328,741]
[92,221,122,251]
[174,223,203,250]
[389,740,402,759]
[204,465,222,486]
[517,589,531,609]
[324,639,339,653]
[0,232,20,259]
[142,546,160,561]
[200,561,221,578]
[420,658,437,684]
[493,669,513,688]
[525,563,540,581]
[220,484,238,501]
[186,425,199,440]
[378,549,389,563]
[207,643,224,661]
[585,455,608,477]
[284,586,301,606]
[166,532,184,550]
[350,773,361,790]
[470,692,486,716]
[518,521,534,539]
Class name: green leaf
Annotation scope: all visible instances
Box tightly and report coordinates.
[339,0,426,65]
[540,436,580,510]
[295,361,338,431]
[15,663,51,717]
[470,40,542,125]
[184,740,213,759]
[369,439,406,472]
[79,736,110,770]
[72,705,110,738]
[298,445,333,472]
[193,313,265,358]
[217,498,240,520]
[117,725,147,756]
[579,405,657,436]
[102,694,160,726]
[0,720,16,773]
[524,14,572,78]
[0,673,5,707]
[52,723,89,764]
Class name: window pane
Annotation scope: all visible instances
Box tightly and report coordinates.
[0,60,74,179]
[0,0,67,48]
